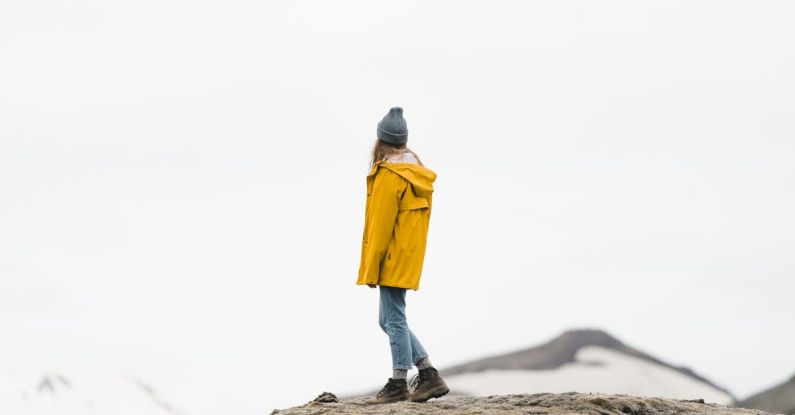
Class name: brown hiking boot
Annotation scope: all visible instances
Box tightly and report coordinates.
[409,367,449,402]
[365,378,410,404]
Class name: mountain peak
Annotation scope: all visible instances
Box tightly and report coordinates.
[0,364,178,415]
[440,328,629,376]
[434,328,734,403]
[36,374,71,394]
[551,328,625,349]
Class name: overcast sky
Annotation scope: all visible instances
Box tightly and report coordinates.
[1,1,794,414]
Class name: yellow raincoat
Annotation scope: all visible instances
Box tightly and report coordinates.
[357,158,437,290]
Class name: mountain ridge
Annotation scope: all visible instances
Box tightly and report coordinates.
[439,328,734,399]
[737,373,795,414]
[0,363,179,415]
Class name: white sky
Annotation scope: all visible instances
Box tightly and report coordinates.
[1,1,794,414]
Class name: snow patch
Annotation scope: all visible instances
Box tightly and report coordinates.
[444,346,732,405]
[0,363,178,415]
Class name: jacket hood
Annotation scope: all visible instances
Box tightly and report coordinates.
[368,160,437,199]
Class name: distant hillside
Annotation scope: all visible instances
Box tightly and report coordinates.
[346,328,734,404]
[736,374,795,414]
[440,328,734,401]
[0,363,179,415]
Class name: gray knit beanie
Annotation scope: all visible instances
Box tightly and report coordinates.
[377,107,408,145]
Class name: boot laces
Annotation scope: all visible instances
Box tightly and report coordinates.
[409,370,429,391]
[378,378,402,396]
[377,380,390,396]
[408,374,421,390]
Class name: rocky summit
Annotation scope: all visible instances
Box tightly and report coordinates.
[271,392,775,415]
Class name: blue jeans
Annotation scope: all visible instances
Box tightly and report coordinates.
[378,285,429,370]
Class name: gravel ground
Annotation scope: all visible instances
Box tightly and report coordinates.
[271,392,776,415]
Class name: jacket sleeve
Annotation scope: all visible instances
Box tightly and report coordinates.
[361,169,405,284]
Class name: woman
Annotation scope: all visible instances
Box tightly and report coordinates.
[357,106,449,404]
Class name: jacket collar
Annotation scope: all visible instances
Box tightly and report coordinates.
[367,159,387,177]
[366,159,437,198]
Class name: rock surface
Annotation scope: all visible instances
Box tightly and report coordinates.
[271,392,776,415]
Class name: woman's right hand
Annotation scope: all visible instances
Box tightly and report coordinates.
[367,283,377,288]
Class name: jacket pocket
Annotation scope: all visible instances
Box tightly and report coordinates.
[399,197,429,210]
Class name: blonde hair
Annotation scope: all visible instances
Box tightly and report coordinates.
[370,138,424,168]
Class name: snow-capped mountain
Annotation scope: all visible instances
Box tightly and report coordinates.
[0,363,180,415]
[438,328,734,404]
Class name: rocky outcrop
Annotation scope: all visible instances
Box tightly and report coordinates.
[271,392,775,415]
